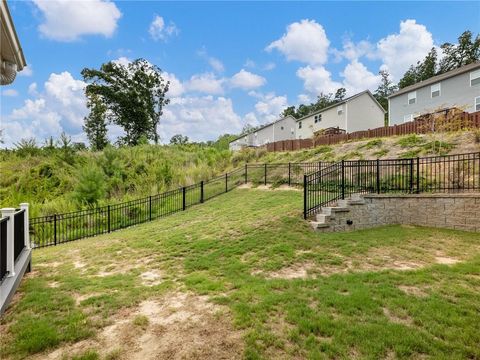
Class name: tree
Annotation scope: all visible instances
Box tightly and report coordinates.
[57,132,76,165]
[374,70,397,125]
[334,88,346,102]
[439,31,480,73]
[281,106,298,119]
[73,164,106,206]
[170,134,189,145]
[83,95,109,151]
[82,58,170,146]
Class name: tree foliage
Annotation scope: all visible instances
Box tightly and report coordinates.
[169,134,189,145]
[281,88,347,119]
[81,58,170,146]
[374,70,397,124]
[399,31,479,89]
[73,164,106,207]
[83,95,109,151]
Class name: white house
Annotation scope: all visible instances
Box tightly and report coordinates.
[295,90,385,139]
[388,62,480,125]
[229,115,297,151]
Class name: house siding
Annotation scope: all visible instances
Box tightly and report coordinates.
[229,116,296,150]
[389,70,480,125]
[296,105,346,139]
[346,93,385,132]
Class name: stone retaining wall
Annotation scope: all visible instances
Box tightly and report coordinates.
[325,194,480,232]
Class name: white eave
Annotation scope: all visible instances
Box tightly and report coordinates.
[1,0,27,71]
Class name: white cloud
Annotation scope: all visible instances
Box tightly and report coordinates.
[28,82,38,96]
[185,73,224,95]
[112,56,131,67]
[244,59,256,68]
[159,95,242,141]
[33,0,122,42]
[3,71,88,147]
[18,65,33,77]
[163,72,184,97]
[266,19,330,65]
[341,60,381,94]
[1,89,18,97]
[230,69,266,90]
[263,62,276,71]
[149,15,179,42]
[332,39,376,62]
[296,65,342,95]
[377,19,434,80]
[252,92,288,123]
[197,49,224,73]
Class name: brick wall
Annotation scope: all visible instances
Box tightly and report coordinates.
[324,194,480,232]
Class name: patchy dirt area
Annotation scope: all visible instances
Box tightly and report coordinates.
[35,291,243,360]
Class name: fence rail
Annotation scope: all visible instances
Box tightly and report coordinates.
[0,217,8,281]
[304,152,480,218]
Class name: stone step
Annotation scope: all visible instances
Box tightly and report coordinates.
[315,213,330,223]
[310,221,330,230]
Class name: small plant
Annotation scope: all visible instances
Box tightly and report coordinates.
[340,151,364,160]
[132,315,149,329]
[373,149,389,158]
[357,139,383,150]
[396,134,425,148]
[422,140,454,155]
[473,129,480,143]
[399,149,422,159]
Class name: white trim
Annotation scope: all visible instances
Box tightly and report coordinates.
[470,69,480,86]
[345,102,348,132]
[387,98,391,126]
[408,91,416,105]
[430,83,441,98]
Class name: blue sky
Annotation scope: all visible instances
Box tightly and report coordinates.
[1,1,479,146]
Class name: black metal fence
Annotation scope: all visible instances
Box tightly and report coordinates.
[304,152,480,218]
[30,168,248,248]
[13,210,25,262]
[245,162,332,186]
[0,217,8,281]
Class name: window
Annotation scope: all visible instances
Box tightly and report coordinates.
[404,114,413,123]
[408,91,416,105]
[314,114,322,123]
[337,106,343,115]
[431,83,441,98]
[470,70,480,86]
[298,122,302,129]
[280,126,284,130]
[254,132,257,137]
[475,97,480,111]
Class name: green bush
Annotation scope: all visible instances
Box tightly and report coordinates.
[73,165,106,206]
[396,134,425,148]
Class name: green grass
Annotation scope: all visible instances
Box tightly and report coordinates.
[1,189,479,359]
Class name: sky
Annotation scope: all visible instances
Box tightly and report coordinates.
[1,0,479,147]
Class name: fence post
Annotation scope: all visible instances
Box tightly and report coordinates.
[376,159,380,194]
[409,158,414,193]
[54,213,57,246]
[288,162,291,186]
[20,203,30,249]
[200,181,204,203]
[264,164,267,185]
[303,175,307,220]
[416,157,420,193]
[107,205,111,233]
[225,173,228,192]
[1,208,15,277]
[182,187,186,211]
[245,164,248,184]
[341,160,345,200]
[149,196,152,221]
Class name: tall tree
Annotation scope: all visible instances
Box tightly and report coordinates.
[169,134,189,145]
[81,59,170,146]
[439,31,480,73]
[374,70,397,124]
[334,88,346,102]
[83,95,109,151]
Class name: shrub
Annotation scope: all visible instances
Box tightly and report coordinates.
[396,134,425,148]
[73,165,106,206]
[373,149,389,158]
[422,140,454,155]
[473,129,480,143]
[357,139,383,150]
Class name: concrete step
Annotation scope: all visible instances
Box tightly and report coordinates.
[310,221,330,230]
[315,213,330,223]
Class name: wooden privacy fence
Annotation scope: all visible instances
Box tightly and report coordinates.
[266,110,480,152]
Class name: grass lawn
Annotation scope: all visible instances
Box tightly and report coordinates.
[1,188,479,359]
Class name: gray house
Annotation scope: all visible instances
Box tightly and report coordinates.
[295,90,385,139]
[229,115,296,151]
[388,62,480,125]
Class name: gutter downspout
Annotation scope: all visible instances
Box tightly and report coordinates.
[0,60,17,85]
